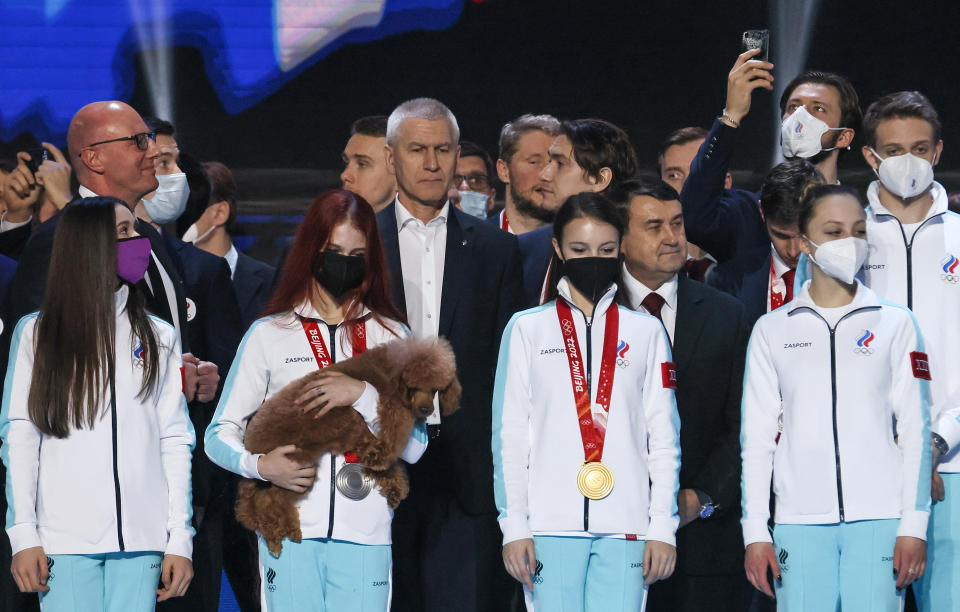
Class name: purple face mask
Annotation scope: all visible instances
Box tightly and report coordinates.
[117,236,151,285]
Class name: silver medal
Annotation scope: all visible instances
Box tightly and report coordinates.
[336,463,372,500]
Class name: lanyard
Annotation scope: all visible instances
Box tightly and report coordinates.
[299,316,368,462]
[556,299,619,462]
[500,210,511,233]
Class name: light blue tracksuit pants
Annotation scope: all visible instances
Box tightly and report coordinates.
[258,537,392,611]
[38,551,163,612]
[529,535,648,612]
[914,472,960,612]
[772,520,903,612]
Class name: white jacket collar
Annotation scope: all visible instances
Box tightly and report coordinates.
[787,279,880,316]
[293,298,370,323]
[866,180,948,221]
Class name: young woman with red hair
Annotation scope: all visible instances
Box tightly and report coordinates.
[205,189,425,611]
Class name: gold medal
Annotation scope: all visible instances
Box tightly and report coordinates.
[577,461,614,499]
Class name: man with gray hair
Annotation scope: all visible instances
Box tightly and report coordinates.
[376,97,523,611]
[488,114,560,235]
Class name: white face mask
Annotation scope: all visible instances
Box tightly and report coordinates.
[807,236,868,285]
[869,148,935,200]
[458,190,489,219]
[143,172,190,224]
[780,106,846,159]
[182,221,216,245]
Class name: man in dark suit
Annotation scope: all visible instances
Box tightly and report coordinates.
[178,160,275,330]
[613,178,749,612]
[376,98,523,612]
[706,160,824,326]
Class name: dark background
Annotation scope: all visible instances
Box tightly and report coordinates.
[126,0,958,181]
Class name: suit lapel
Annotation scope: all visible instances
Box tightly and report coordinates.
[377,203,407,318]
[438,210,470,337]
[672,275,708,372]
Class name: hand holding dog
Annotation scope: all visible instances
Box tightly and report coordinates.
[257,445,317,493]
[294,370,366,418]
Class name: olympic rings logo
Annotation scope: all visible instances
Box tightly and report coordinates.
[941,274,960,285]
[561,320,574,334]
[616,357,630,369]
[852,347,875,356]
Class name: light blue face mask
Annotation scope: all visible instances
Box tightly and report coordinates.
[458,190,488,219]
[143,172,190,224]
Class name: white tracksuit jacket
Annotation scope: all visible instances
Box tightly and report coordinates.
[1,286,195,558]
[204,302,427,546]
[863,181,960,471]
[740,281,931,546]
[493,279,681,546]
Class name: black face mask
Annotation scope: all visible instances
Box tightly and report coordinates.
[313,251,365,299]
[562,256,619,303]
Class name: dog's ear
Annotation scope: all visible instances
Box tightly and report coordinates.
[438,376,462,416]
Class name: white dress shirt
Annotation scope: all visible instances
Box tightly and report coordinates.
[395,198,449,424]
[79,185,183,343]
[621,263,679,344]
[225,244,239,279]
[395,197,448,340]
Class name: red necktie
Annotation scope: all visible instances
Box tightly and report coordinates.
[641,292,666,323]
[782,269,796,304]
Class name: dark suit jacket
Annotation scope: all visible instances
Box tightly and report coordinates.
[159,231,244,509]
[377,203,523,514]
[671,274,748,576]
[517,225,553,308]
[0,253,15,308]
[233,250,276,329]
[680,117,769,270]
[0,223,30,261]
[708,253,770,328]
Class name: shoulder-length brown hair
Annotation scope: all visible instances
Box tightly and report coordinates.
[265,189,405,339]
[28,197,161,438]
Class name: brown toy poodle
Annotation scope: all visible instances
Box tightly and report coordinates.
[236,336,460,556]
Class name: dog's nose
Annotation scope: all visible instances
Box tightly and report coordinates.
[419,405,433,418]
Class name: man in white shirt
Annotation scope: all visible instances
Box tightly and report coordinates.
[615,178,749,612]
[376,97,524,612]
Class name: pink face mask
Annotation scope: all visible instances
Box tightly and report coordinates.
[117,236,151,284]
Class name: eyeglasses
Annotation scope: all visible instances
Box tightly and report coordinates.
[454,173,490,190]
[82,131,156,154]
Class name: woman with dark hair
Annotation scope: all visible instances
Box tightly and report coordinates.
[741,184,930,611]
[1,197,195,611]
[493,192,681,611]
[205,189,425,611]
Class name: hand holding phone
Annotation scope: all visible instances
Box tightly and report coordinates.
[741,29,770,62]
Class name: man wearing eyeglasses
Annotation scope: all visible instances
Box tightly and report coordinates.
[2,101,219,406]
[451,141,498,219]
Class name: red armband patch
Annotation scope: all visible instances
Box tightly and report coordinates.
[661,362,678,389]
[180,366,186,392]
[910,351,931,380]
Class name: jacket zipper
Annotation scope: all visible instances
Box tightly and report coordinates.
[883,212,942,310]
[583,315,593,532]
[109,376,125,550]
[326,323,338,539]
[798,306,874,522]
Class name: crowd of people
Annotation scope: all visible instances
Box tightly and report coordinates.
[0,48,956,612]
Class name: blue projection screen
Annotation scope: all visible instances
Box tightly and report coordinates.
[0,0,464,142]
